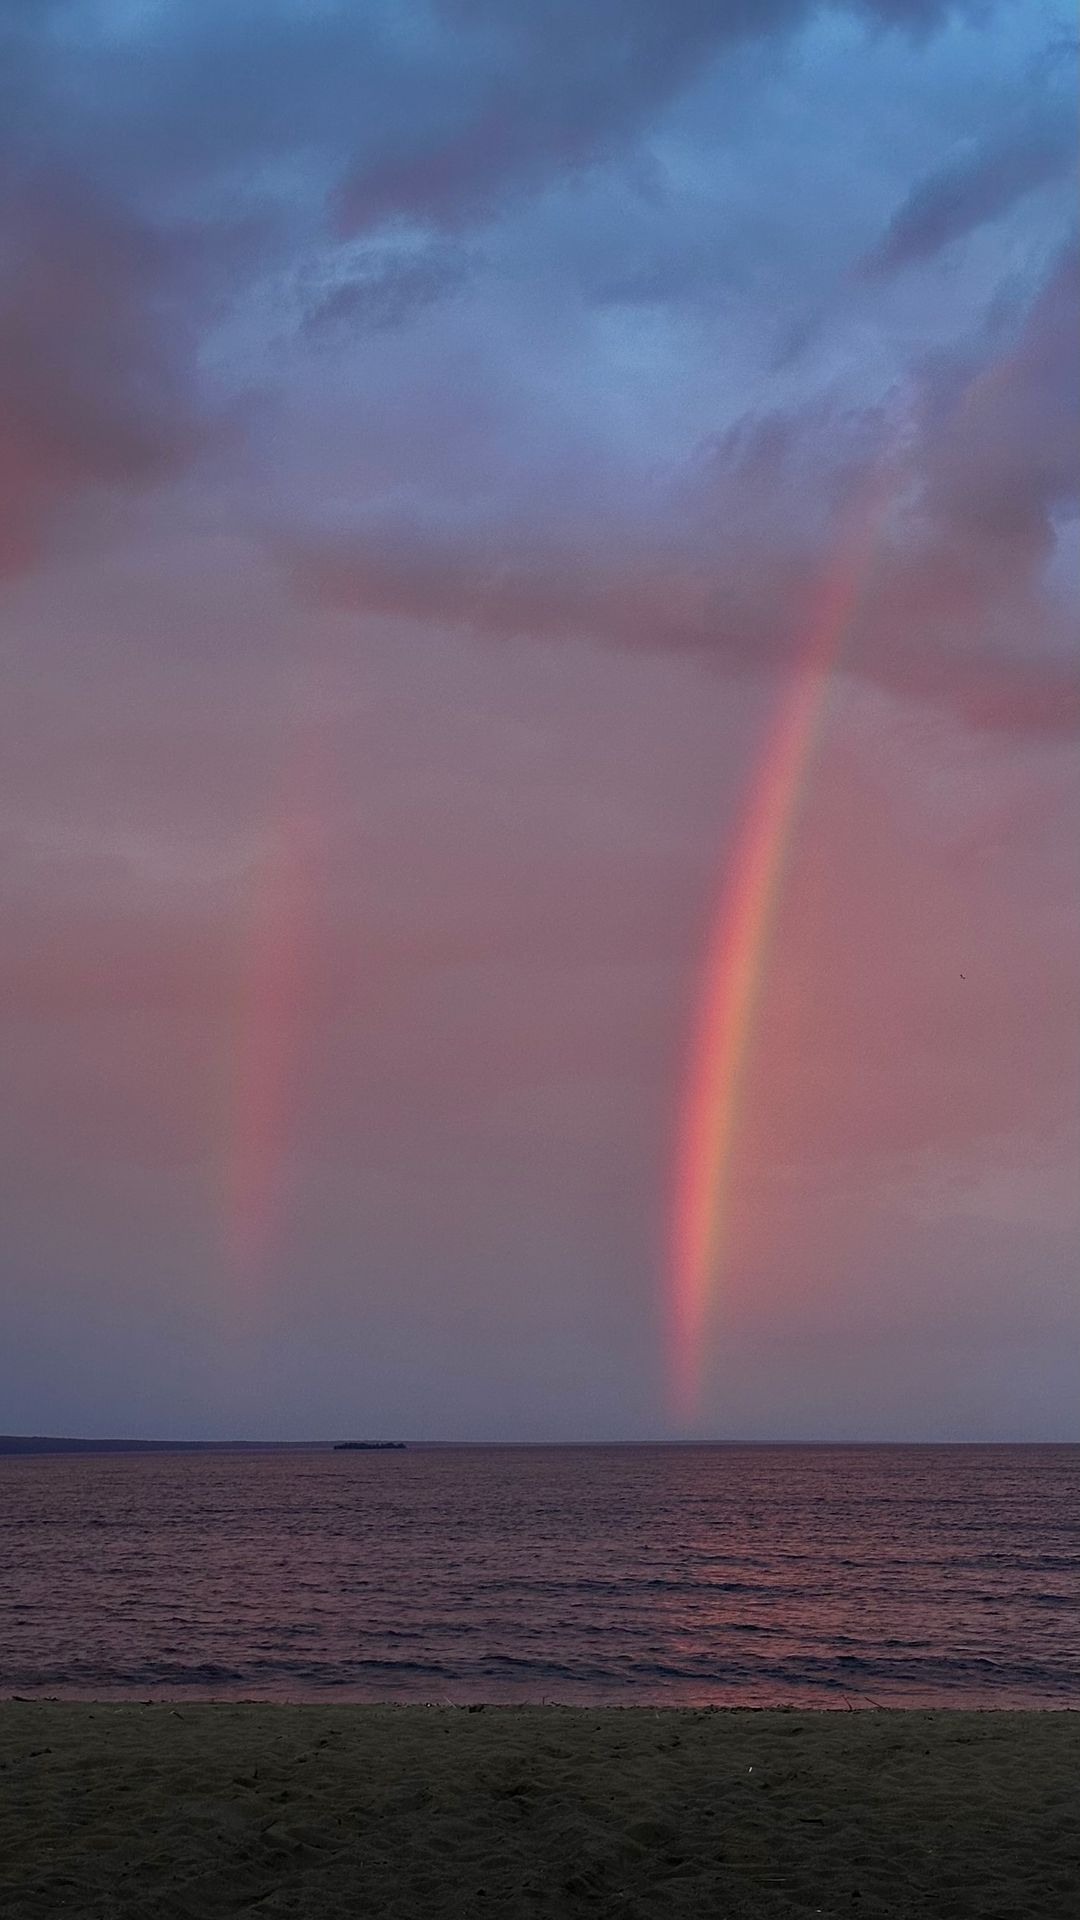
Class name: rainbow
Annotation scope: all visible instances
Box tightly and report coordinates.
[223,726,322,1291]
[669,476,890,1423]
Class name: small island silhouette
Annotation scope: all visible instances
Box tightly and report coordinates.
[333,1441,407,1451]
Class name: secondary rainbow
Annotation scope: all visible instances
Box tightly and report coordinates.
[222,722,323,1293]
[669,478,889,1422]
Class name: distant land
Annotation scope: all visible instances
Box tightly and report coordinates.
[0,1437,405,1455]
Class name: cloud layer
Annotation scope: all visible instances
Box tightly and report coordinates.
[0,0,1076,1437]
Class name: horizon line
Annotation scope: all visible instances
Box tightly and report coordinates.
[2,1434,1076,1452]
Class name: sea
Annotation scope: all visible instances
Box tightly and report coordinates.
[1,1445,1077,1707]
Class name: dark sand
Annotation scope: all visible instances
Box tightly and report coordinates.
[1,1704,1077,1917]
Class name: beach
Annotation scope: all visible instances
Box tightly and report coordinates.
[2,1705,1076,1918]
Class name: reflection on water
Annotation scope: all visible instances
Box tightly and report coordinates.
[1,1445,1077,1706]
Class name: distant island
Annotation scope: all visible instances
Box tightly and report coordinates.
[332,1441,407,1451]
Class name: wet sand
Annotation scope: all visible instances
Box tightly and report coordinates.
[1,1703,1076,1917]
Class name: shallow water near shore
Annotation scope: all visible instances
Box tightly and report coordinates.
[2,1444,1077,1705]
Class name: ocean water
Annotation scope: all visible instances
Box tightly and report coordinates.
[1,1445,1077,1707]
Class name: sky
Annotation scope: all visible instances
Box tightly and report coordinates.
[1,0,1077,1442]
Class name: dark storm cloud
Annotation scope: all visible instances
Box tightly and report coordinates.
[336,0,966,235]
[0,178,213,574]
[862,238,1080,728]
[2,1,962,218]
[0,6,1074,716]
[335,0,803,234]
[918,240,1079,558]
[866,110,1075,273]
[283,234,1078,734]
[0,0,967,574]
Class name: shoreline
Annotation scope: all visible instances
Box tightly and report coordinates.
[3,1703,1077,1916]
[4,1693,1078,1710]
